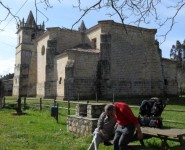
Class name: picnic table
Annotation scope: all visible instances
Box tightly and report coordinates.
[104,127,185,150]
[141,127,185,150]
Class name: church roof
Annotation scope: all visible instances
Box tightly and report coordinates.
[79,20,86,32]
[26,11,37,26]
[67,48,99,54]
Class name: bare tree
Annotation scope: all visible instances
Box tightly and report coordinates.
[72,0,185,43]
[0,1,20,31]
[0,0,60,31]
[1,0,185,42]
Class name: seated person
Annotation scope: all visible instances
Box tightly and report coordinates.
[88,104,116,150]
[113,102,143,150]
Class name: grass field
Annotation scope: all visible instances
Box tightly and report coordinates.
[0,96,185,150]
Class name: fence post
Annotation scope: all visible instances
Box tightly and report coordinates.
[3,96,5,108]
[17,96,22,114]
[96,93,98,103]
[113,91,115,103]
[0,97,3,108]
[56,103,59,123]
[40,98,42,111]
[0,97,2,108]
[53,98,57,106]
[68,100,70,115]
[78,93,79,102]
[24,97,26,110]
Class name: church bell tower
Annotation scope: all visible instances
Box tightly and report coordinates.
[13,11,45,97]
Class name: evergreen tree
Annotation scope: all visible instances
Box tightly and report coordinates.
[170,40,185,68]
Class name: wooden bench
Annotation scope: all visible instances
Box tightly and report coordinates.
[141,127,185,150]
[104,127,185,150]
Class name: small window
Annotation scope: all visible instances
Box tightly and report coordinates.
[31,33,35,40]
[164,79,168,85]
[41,45,45,55]
[59,77,62,84]
[92,38,97,49]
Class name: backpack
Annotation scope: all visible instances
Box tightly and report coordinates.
[138,116,163,128]
[138,97,165,128]
[150,98,164,117]
[139,97,164,117]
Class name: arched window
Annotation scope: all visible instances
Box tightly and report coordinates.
[92,38,97,49]
[59,77,62,84]
[41,45,45,55]
[31,33,35,40]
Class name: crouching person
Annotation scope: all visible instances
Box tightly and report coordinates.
[88,104,116,150]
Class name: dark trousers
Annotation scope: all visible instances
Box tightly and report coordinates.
[113,124,135,150]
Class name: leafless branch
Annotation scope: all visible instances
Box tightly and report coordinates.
[72,0,103,29]
[1,0,185,44]
[158,1,185,43]
[72,0,185,43]
[0,1,20,31]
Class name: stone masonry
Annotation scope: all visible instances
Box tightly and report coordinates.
[12,11,184,99]
[13,11,44,97]
[67,103,106,137]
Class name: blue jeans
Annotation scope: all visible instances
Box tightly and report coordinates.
[113,124,135,150]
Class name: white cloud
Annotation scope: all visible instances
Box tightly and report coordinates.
[0,58,15,76]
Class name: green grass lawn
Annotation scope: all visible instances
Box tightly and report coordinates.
[0,108,92,150]
[0,96,185,150]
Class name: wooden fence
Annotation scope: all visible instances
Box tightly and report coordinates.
[1,96,185,126]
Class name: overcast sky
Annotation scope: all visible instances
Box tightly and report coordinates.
[0,0,185,76]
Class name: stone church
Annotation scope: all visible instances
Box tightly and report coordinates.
[12,11,180,100]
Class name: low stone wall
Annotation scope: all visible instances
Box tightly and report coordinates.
[67,115,98,137]
[87,104,105,118]
[68,103,107,137]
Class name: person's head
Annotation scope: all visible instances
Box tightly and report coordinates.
[104,104,115,116]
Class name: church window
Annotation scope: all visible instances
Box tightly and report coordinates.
[164,79,168,85]
[18,36,21,45]
[92,38,97,49]
[59,77,62,84]
[31,33,35,40]
[41,45,45,55]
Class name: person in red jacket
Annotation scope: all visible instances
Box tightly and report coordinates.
[113,102,143,150]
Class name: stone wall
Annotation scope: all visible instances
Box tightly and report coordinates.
[13,21,44,97]
[55,49,99,100]
[15,18,180,99]
[162,59,178,96]
[55,54,68,99]
[68,103,106,137]
[177,70,185,95]
[14,31,37,96]
[13,49,21,96]
[98,20,164,97]
[67,115,98,137]
[37,36,58,98]
[36,28,85,98]
[2,79,13,96]
[86,26,101,50]
[64,50,100,99]
[45,39,57,98]
[0,80,4,98]
[37,35,49,97]
[57,29,82,52]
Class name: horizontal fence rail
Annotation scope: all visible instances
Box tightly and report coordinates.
[1,96,185,125]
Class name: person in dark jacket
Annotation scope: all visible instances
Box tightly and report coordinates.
[88,104,116,150]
